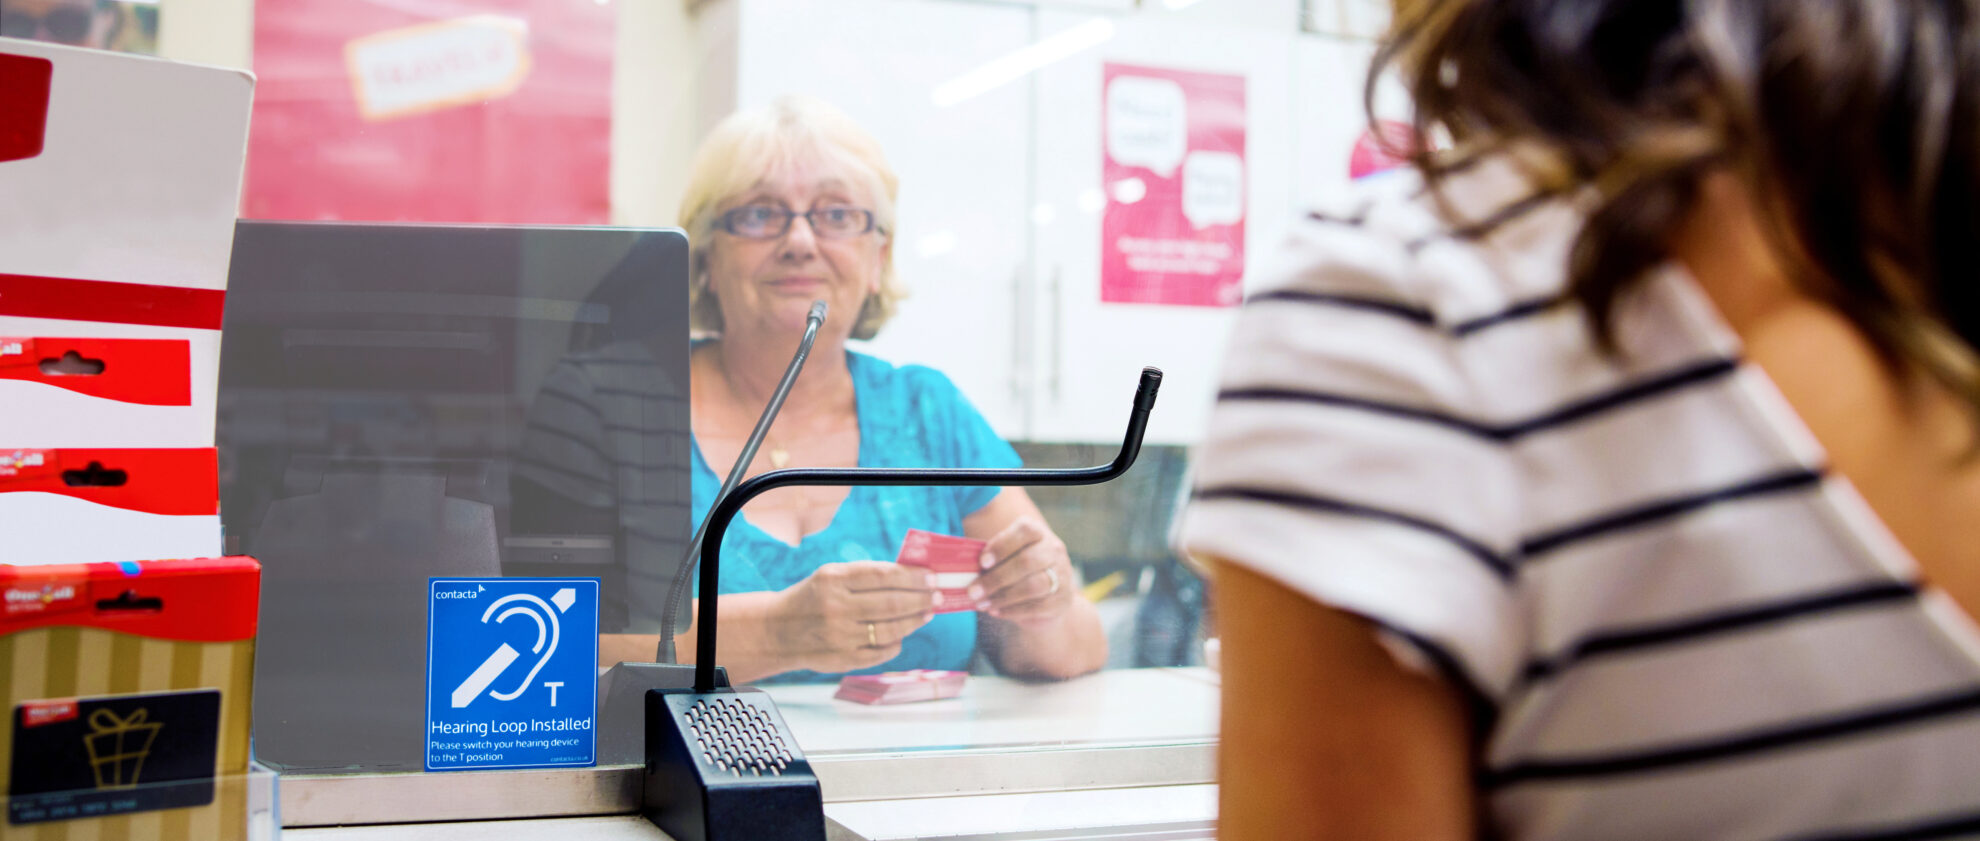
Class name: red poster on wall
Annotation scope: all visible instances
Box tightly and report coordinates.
[1101,63,1246,307]
[245,0,613,224]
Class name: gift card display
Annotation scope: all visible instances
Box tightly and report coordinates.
[7,690,221,825]
[0,37,250,455]
[0,338,192,405]
[894,529,984,614]
[0,448,216,515]
[0,303,223,450]
[0,448,221,564]
[833,670,967,706]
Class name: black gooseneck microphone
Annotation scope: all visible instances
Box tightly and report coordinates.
[642,366,1163,841]
[691,365,1162,691]
[657,299,828,662]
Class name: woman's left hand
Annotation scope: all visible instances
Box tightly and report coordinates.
[970,516,1078,627]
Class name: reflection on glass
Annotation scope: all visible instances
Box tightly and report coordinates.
[510,248,692,635]
[221,222,687,772]
[0,0,157,54]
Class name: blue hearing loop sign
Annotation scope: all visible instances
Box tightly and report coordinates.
[425,578,599,771]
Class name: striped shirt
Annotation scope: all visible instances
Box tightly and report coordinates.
[1178,160,1980,840]
[513,339,693,633]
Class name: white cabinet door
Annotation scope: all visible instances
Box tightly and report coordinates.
[1291,33,1410,212]
[734,0,1035,438]
[1028,11,1296,445]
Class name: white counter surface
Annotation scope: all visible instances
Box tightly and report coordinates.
[770,666,1218,754]
[288,816,669,841]
[286,667,1221,840]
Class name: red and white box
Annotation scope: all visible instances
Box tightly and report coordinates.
[0,39,250,565]
[0,337,203,446]
[0,38,253,451]
[0,448,220,565]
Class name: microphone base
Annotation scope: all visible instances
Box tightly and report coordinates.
[598,661,728,765]
[643,687,825,841]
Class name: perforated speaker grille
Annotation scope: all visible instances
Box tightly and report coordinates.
[684,696,794,776]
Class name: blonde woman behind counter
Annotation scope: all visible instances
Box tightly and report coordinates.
[593,97,1105,684]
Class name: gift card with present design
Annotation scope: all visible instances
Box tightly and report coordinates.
[8,689,219,825]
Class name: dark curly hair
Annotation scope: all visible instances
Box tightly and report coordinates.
[1376,0,1980,438]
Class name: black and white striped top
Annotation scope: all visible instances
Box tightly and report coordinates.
[1178,159,1980,840]
[513,339,692,633]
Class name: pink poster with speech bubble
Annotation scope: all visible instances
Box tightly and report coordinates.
[1101,63,1246,307]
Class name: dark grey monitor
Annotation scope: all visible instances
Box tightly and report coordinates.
[219,222,690,772]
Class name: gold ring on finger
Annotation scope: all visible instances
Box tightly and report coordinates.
[866,621,877,647]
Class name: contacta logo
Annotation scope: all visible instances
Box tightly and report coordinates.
[435,584,486,600]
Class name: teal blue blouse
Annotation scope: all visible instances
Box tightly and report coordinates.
[690,350,1022,682]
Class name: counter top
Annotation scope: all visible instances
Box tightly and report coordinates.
[283,667,1221,839]
[769,666,1219,755]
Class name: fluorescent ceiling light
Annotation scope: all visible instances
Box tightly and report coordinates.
[1164,0,1206,8]
[932,18,1115,108]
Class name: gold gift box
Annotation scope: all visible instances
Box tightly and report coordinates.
[1,558,258,840]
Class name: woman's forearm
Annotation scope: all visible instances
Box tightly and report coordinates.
[675,592,807,684]
[985,598,1108,680]
[597,593,801,684]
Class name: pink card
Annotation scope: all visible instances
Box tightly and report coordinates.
[895,528,983,614]
[834,670,967,705]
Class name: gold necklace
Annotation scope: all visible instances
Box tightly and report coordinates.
[709,349,793,469]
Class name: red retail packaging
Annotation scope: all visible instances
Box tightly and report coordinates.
[0,338,193,405]
[0,448,221,564]
[0,44,255,829]
[0,339,198,448]
[0,557,260,838]
[0,38,252,450]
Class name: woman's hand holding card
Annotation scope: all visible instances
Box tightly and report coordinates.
[970,516,1078,628]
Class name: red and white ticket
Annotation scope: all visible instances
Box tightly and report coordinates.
[833,670,967,705]
[894,528,983,614]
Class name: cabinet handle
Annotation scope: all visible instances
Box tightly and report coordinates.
[1047,264,1063,400]
[1011,263,1031,403]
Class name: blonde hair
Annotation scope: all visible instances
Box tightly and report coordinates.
[678,96,903,340]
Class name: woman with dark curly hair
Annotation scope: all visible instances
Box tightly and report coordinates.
[1182,1,1980,837]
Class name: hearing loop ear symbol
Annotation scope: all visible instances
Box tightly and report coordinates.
[481,594,561,701]
[448,588,580,709]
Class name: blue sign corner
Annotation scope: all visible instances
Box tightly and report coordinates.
[424,577,600,772]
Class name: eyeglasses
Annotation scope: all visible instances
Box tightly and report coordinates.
[0,6,93,45]
[717,204,879,240]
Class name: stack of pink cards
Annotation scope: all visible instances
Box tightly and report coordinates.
[833,670,967,705]
[895,528,984,613]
